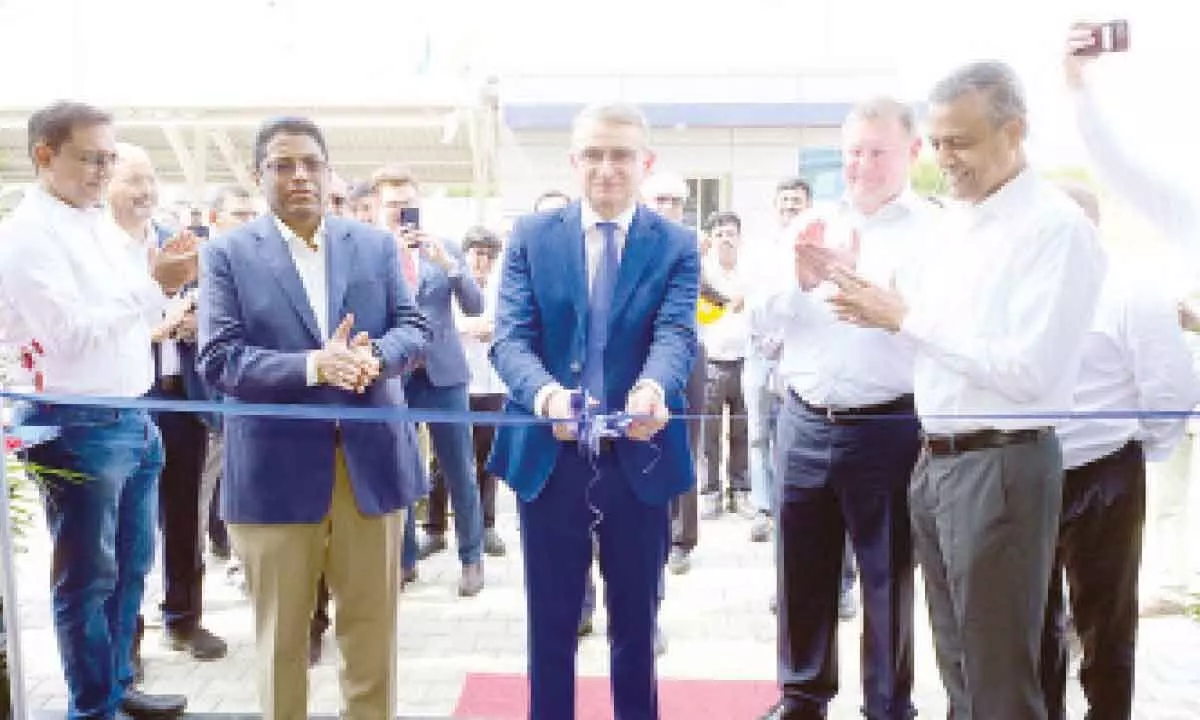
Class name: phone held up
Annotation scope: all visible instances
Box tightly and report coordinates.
[398,207,422,248]
[1074,20,1129,56]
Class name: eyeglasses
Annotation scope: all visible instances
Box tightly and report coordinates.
[74,150,118,172]
[263,157,327,176]
[578,147,638,165]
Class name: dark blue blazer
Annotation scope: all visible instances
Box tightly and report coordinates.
[486,202,699,507]
[197,214,432,523]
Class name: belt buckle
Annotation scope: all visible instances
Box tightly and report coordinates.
[826,405,836,423]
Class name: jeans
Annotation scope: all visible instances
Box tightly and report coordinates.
[425,393,502,533]
[25,405,163,719]
[744,355,780,515]
[401,374,484,569]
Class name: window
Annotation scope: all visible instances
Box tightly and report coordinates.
[684,177,722,229]
[798,147,844,202]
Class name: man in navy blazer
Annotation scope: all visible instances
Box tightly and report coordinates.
[197,117,430,720]
[488,102,699,719]
[371,165,487,596]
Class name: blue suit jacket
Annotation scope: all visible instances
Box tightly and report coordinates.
[409,239,483,388]
[487,202,699,507]
[197,214,432,524]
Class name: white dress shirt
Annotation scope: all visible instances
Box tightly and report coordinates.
[460,266,507,396]
[701,256,749,362]
[1057,267,1198,469]
[271,216,329,386]
[900,169,1107,434]
[0,185,165,397]
[275,215,328,339]
[759,191,939,408]
[119,220,182,377]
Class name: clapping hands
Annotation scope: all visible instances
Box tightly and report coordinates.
[314,314,381,393]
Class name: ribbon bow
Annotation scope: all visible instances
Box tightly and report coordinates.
[569,389,633,459]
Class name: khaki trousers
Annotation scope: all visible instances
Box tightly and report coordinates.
[230,448,404,720]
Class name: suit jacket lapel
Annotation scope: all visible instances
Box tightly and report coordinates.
[254,217,321,343]
[325,217,353,324]
[610,205,657,323]
[561,202,588,325]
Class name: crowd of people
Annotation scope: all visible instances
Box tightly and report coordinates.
[0,21,1196,720]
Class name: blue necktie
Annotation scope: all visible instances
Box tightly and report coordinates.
[581,222,620,411]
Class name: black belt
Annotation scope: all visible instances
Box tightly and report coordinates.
[922,427,1052,457]
[794,391,915,423]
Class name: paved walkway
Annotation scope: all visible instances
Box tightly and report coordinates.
[10,487,1200,719]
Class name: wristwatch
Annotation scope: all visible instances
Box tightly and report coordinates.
[369,339,385,368]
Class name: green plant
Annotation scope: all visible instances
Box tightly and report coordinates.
[5,455,39,553]
[911,157,948,198]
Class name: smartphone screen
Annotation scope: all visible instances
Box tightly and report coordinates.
[1097,20,1129,52]
[399,206,421,230]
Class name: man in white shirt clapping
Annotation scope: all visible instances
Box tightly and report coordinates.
[0,101,195,720]
[829,62,1107,719]
[756,98,936,720]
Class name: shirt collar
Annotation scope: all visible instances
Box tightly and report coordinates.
[837,186,924,222]
[581,202,636,235]
[28,184,105,227]
[111,216,157,247]
[273,214,326,251]
[968,166,1037,221]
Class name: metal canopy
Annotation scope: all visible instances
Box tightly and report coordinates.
[0,91,500,205]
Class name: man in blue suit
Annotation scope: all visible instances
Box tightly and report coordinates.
[488,102,699,719]
[197,116,430,720]
[371,165,487,596]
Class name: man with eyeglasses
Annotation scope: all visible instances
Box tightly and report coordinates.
[0,101,194,719]
[197,116,431,720]
[489,101,698,719]
[108,143,229,679]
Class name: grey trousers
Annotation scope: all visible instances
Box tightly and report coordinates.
[909,432,1063,720]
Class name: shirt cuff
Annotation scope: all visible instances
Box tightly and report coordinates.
[898,303,934,346]
[306,351,321,387]
[533,382,564,418]
[631,378,666,404]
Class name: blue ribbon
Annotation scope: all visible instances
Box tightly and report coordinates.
[1,389,1198,426]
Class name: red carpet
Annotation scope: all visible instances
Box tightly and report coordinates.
[453,673,776,719]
